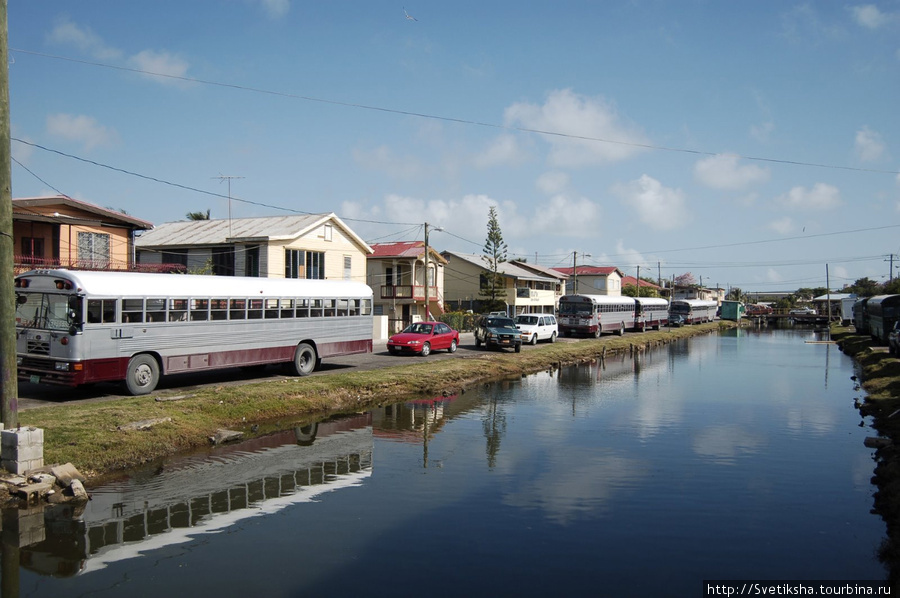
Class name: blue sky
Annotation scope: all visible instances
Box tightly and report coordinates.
[8,1,900,293]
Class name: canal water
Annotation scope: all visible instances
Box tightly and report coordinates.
[1,328,887,597]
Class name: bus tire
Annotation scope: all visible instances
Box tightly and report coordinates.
[125,354,160,396]
[292,342,318,376]
[593,327,601,339]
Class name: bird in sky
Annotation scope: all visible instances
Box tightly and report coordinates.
[403,7,417,21]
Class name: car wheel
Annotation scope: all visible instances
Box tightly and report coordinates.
[125,354,159,396]
[388,346,399,355]
[449,339,458,353]
[550,332,557,343]
[530,334,538,345]
[475,336,482,348]
[420,342,431,357]
[514,343,521,353]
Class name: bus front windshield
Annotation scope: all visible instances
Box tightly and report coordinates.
[15,292,79,332]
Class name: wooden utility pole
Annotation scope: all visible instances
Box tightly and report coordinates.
[0,0,17,428]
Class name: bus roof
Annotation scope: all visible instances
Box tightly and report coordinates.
[16,269,373,298]
[560,294,636,305]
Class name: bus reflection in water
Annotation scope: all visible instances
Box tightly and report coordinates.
[14,269,373,395]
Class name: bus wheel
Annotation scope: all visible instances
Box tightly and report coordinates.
[292,342,318,376]
[125,354,159,396]
[594,327,601,338]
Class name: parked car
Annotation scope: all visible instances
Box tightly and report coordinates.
[789,307,817,316]
[669,314,685,327]
[889,321,900,357]
[474,315,522,352]
[515,313,558,345]
[387,321,459,356]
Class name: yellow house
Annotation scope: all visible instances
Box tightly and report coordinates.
[12,195,153,274]
[135,213,372,282]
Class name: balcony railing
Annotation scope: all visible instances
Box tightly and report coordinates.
[380,285,439,301]
[14,255,187,275]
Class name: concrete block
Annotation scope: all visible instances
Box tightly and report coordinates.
[1,428,45,474]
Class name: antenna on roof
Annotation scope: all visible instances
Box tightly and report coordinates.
[213,175,244,238]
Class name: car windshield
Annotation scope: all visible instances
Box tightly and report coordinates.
[487,318,516,328]
[403,323,433,335]
[516,315,538,326]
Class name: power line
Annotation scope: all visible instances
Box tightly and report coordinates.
[10,48,900,177]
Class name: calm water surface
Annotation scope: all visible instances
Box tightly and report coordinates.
[4,328,886,597]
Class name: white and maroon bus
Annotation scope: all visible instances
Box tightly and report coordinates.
[633,297,669,331]
[15,269,373,395]
[558,294,635,337]
[669,299,718,324]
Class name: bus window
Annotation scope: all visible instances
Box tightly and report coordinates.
[169,298,188,322]
[362,298,372,316]
[87,298,116,324]
[265,299,280,319]
[123,298,144,323]
[310,299,323,318]
[248,299,263,319]
[146,298,166,322]
[324,299,336,317]
[337,298,350,316]
[211,298,228,321]
[229,299,247,320]
[191,298,209,321]
[280,299,295,318]
[347,299,359,316]
[296,299,310,317]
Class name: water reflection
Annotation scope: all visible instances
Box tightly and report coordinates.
[2,413,374,580]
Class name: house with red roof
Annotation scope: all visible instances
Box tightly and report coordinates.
[621,275,663,296]
[551,265,626,296]
[367,241,447,332]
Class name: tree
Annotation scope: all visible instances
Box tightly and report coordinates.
[674,272,697,287]
[727,287,745,302]
[844,277,882,297]
[186,209,211,220]
[479,206,508,312]
[623,284,660,298]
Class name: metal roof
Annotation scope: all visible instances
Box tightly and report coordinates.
[442,251,557,282]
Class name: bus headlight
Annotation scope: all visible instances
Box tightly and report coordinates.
[54,362,70,372]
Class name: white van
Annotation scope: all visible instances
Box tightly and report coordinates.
[515,313,558,345]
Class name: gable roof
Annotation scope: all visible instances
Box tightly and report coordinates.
[552,265,625,277]
[441,251,557,283]
[510,260,568,280]
[621,275,661,289]
[13,195,153,230]
[135,213,372,253]
[369,241,448,264]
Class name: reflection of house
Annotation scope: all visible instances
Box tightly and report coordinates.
[367,241,447,332]
[12,196,153,274]
[440,251,560,314]
[552,266,625,296]
[135,213,371,280]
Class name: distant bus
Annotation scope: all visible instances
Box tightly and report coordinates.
[15,269,373,395]
[866,294,900,345]
[558,294,635,337]
[633,297,669,331]
[669,299,718,324]
[853,297,870,335]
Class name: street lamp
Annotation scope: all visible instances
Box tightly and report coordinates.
[424,223,444,320]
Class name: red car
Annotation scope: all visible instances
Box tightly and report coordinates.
[387,321,459,356]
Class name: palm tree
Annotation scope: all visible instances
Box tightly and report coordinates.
[186,209,211,220]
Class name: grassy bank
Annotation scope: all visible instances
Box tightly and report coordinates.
[17,322,732,480]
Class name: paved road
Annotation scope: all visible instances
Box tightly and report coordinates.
[16,332,588,410]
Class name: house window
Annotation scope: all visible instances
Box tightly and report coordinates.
[285,249,325,279]
[245,246,260,277]
[77,232,110,268]
[212,247,235,276]
[307,251,325,279]
[20,237,44,264]
[324,224,333,242]
[343,256,352,280]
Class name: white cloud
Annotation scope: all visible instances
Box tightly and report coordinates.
[694,154,770,190]
[504,89,649,167]
[855,126,887,162]
[777,183,842,210]
[475,134,530,168]
[614,175,689,230]
[256,0,290,18]
[128,50,191,84]
[850,4,895,28]
[765,268,783,283]
[46,113,118,150]
[536,171,569,195]
[767,216,794,235]
[47,19,122,61]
